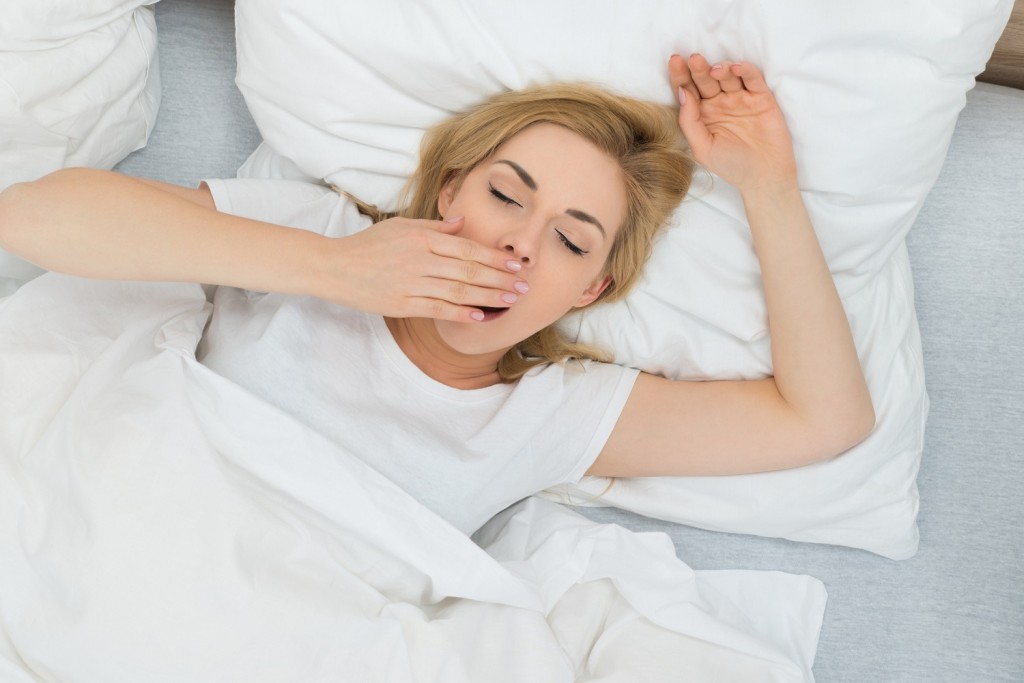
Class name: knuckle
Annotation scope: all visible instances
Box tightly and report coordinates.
[448,280,469,303]
[428,300,448,320]
[462,260,482,282]
[457,239,477,261]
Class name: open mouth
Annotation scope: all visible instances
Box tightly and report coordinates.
[477,306,510,321]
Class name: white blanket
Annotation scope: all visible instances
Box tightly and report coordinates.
[0,275,826,682]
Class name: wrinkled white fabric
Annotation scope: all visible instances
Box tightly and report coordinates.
[0,1,160,283]
[0,4,159,189]
[199,292,638,536]
[0,274,826,681]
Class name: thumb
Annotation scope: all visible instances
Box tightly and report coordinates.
[435,215,464,233]
[676,86,713,162]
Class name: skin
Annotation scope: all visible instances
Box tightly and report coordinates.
[0,53,875,479]
[387,123,627,389]
[0,177,528,323]
[590,54,874,476]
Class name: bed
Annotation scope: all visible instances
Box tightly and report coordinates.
[1,1,1021,680]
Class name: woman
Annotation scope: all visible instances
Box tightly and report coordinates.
[0,55,874,534]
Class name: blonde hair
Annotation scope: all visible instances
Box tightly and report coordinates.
[350,83,694,381]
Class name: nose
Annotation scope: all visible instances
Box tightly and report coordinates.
[503,244,529,265]
[500,221,542,266]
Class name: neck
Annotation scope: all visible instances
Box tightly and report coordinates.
[384,317,506,390]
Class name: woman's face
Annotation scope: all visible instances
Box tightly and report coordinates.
[435,122,627,356]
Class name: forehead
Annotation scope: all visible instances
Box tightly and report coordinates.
[488,123,627,235]
[493,122,613,174]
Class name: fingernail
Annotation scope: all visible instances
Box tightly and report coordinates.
[470,310,484,321]
[444,215,463,224]
[501,293,518,304]
[677,86,686,107]
[711,63,723,71]
[513,280,529,294]
[505,260,522,272]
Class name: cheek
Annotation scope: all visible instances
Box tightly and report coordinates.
[450,198,501,241]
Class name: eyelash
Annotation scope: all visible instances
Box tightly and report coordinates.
[488,184,588,257]
[488,184,519,206]
[556,230,587,256]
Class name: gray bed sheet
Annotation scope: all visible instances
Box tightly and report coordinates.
[114,0,1024,680]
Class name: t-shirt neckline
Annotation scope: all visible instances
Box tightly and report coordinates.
[367,313,511,402]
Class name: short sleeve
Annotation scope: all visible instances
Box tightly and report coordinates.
[561,363,641,483]
[201,178,368,238]
[517,360,641,487]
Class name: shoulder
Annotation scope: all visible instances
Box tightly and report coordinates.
[202,178,361,236]
[522,358,639,390]
[513,360,640,433]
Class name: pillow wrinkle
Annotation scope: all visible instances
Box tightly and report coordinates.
[0,4,158,196]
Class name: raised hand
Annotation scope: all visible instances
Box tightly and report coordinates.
[669,53,797,193]
[322,216,528,323]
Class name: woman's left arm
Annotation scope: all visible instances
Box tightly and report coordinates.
[590,55,874,478]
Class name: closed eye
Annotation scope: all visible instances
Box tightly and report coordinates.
[557,230,588,256]
[488,184,520,207]
[490,182,587,256]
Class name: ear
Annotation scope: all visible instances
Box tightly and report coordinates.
[437,181,456,217]
[573,275,613,308]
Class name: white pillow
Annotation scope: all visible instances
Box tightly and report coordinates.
[0,1,159,190]
[0,1,160,283]
[233,0,1011,559]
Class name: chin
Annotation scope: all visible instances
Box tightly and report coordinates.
[435,321,511,357]
[438,315,547,359]
[435,305,569,358]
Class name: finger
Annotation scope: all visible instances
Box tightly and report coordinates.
[428,217,524,274]
[419,275,522,311]
[426,228,530,305]
[668,53,702,110]
[406,297,489,323]
[432,215,465,234]
[730,61,770,94]
[711,60,743,93]
[668,53,696,94]
[427,254,529,297]
[688,53,721,99]
[668,55,713,162]
[676,100,713,165]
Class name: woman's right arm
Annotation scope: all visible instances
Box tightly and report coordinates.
[0,168,526,322]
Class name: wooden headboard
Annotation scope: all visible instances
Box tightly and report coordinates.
[979,1,1024,89]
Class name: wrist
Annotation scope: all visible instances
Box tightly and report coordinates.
[290,231,334,299]
[738,176,801,207]
[241,226,333,300]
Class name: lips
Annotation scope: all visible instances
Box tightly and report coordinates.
[477,306,510,321]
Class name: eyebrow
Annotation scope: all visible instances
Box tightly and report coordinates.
[493,159,606,237]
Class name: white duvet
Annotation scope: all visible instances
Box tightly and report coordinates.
[0,275,826,682]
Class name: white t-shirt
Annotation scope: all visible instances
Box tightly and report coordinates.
[199,178,639,534]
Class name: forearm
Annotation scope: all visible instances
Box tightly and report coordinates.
[133,175,217,206]
[0,168,324,295]
[743,182,874,440]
